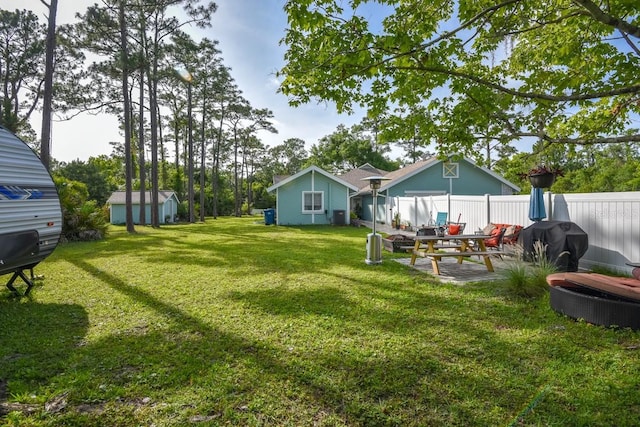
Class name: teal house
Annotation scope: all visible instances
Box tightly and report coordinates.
[107,190,179,225]
[267,165,359,225]
[343,157,520,223]
[371,156,518,196]
[267,158,519,226]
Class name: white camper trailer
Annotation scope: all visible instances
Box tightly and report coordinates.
[0,126,62,295]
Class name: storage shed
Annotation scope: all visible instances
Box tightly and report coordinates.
[0,126,62,295]
[107,191,180,224]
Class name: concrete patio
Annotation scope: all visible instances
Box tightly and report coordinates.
[394,256,516,285]
[361,220,517,284]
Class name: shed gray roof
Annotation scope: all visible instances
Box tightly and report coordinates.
[107,190,178,205]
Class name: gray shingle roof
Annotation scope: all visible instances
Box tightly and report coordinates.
[106,190,178,205]
[337,163,388,189]
[267,165,359,193]
[381,158,437,182]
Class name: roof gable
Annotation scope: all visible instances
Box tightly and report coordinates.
[378,157,519,192]
[267,165,359,193]
[350,156,519,195]
[379,158,439,189]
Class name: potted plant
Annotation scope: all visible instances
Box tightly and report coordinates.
[393,212,401,229]
[521,164,563,188]
[350,211,361,227]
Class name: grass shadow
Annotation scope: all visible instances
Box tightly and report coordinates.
[5,218,639,425]
[0,300,89,416]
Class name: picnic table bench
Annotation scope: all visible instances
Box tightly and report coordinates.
[409,234,505,275]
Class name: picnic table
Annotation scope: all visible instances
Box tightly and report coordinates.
[409,234,505,275]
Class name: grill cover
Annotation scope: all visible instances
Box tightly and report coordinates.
[519,221,588,272]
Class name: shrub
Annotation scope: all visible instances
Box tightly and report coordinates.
[177,201,188,221]
[503,241,557,298]
[64,200,109,241]
[55,177,109,241]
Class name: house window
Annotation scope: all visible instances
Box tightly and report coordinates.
[443,162,459,178]
[302,191,324,213]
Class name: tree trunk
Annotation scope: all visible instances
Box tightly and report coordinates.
[187,80,194,223]
[200,90,207,222]
[119,1,134,233]
[138,68,146,225]
[233,127,240,216]
[39,0,57,171]
[173,119,182,202]
[212,109,225,219]
[245,155,254,215]
[146,60,159,227]
[158,104,167,189]
[212,143,219,219]
[183,129,188,199]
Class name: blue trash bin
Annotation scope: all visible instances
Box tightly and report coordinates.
[264,208,275,225]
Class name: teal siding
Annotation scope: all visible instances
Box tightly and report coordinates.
[448,162,504,195]
[359,194,387,223]
[272,160,514,224]
[387,161,503,197]
[109,204,125,224]
[359,160,509,221]
[109,197,178,225]
[275,170,350,225]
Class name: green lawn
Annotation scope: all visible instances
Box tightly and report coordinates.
[1,217,639,426]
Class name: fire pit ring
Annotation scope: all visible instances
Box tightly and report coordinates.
[550,285,640,330]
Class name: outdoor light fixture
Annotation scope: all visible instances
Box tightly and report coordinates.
[362,175,390,265]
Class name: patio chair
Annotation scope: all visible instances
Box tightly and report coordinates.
[433,212,448,227]
[427,212,448,236]
[484,227,507,256]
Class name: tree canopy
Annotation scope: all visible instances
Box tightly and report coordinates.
[306,123,399,173]
[0,9,46,136]
[279,0,640,160]
[4,0,640,232]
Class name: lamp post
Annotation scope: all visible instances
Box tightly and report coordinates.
[176,68,195,223]
[362,176,390,265]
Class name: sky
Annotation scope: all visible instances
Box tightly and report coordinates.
[0,0,367,162]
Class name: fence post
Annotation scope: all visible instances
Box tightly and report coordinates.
[485,193,491,225]
[395,196,399,225]
[429,195,434,224]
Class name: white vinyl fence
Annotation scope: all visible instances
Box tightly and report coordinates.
[384,191,640,273]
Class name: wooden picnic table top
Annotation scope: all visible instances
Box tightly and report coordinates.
[412,234,492,241]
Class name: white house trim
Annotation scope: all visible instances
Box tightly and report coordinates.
[267,165,359,193]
